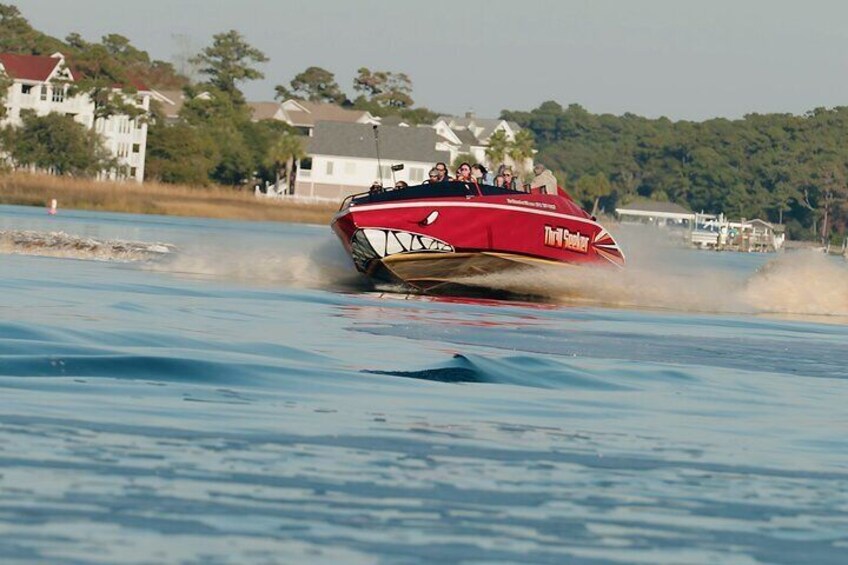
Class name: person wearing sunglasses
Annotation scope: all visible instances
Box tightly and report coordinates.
[454,162,473,182]
[501,167,516,190]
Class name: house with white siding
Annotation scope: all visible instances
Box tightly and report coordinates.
[242,100,535,200]
[433,112,526,167]
[294,121,450,200]
[0,52,151,182]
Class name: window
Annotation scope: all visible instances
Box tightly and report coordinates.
[21,84,33,95]
[345,161,356,175]
[410,167,424,182]
[325,161,334,176]
[40,85,48,101]
[130,167,137,177]
[52,87,65,103]
[132,143,140,153]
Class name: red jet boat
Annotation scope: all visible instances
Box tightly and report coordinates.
[331,181,625,292]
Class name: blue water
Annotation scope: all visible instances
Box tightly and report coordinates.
[1,204,847,564]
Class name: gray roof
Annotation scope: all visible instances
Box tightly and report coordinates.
[309,122,450,163]
[379,115,409,127]
[617,199,692,214]
[452,128,480,146]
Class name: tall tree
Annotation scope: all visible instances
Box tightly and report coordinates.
[4,111,113,176]
[0,4,65,54]
[485,130,510,167]
[190,30,268,103]
[508,129,536,177]
[265,133,305,194]
[353,68,413,108]
[575,173,613,216]
[178,87,256,186]
[145,122,218,185]
[275,66,346,104]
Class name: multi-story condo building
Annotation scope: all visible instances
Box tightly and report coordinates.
[0,52,151,182]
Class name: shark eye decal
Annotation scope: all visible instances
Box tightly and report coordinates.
[419,211,439,226]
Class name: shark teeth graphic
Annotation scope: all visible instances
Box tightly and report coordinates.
[351,228,454,272]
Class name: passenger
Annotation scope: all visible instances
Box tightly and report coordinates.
[471,164,492,185]
[394,180,409,189]
[493,175,505,187]
[434,162,451,181]
[369,180,383,194]
[454,162,473,182]
[425,167,440,184]
[530,163,557,195]
[501,167,517,190]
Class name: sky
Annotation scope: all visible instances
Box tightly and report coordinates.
[10,0,848,121]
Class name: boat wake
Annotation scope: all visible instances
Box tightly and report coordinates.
[145,237,367,291]
[0,230,174,262]
[456,248,848,321]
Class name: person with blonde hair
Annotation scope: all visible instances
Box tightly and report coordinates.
[501,167,517,190]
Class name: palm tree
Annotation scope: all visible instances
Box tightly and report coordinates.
[508,129,535,178]
[265,133,305,195]
[484,129,510,168]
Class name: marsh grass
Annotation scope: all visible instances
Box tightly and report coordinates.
[0,173,338,224]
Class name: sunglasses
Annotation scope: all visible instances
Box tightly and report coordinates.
[504,173,513,177]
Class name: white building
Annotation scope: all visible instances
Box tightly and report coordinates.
[294,121,451,200]
[434,112,531,171]
[0,52,151,182]
[241,100,536,200]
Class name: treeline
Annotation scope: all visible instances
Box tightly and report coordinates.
[0,4,437,188]
[2,4,847,241]
[504,102,848,242]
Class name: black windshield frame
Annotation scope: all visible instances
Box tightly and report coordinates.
[344,181,525,209]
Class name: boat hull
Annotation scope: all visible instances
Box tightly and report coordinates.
[331,192,624,290]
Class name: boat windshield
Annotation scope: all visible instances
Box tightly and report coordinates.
[343,181,524,209]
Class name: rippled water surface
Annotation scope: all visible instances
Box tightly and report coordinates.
[1,204,847,564]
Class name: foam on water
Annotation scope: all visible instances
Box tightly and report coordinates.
[455,227,848,321]
[0,229,174,262]
[146,237,368,291]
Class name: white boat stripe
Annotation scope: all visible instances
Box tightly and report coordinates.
[346,200,603,230]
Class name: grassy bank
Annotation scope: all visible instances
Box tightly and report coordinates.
[0,174,339,224]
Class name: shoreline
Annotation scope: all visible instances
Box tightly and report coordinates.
[0,173,339,225]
